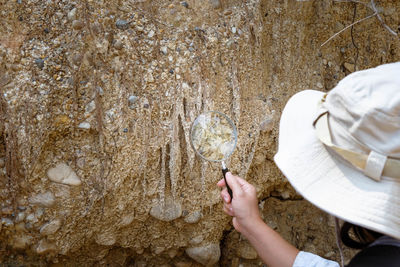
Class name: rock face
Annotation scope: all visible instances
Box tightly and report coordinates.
[0,0,398,265]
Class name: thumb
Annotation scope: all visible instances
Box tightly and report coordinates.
[225,172,244,196]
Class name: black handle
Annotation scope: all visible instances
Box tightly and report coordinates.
[222,167,233,199]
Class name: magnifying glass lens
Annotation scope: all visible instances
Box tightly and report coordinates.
[191,112,237,162]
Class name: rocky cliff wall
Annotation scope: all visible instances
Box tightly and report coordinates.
[0,0,399,265]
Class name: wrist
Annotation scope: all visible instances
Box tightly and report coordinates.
[239,215,265,238]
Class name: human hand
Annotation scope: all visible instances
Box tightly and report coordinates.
[217,172,261,234]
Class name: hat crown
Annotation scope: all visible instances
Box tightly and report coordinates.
[324,62,400,157]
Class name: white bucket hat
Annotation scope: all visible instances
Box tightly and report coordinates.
[274,62,400,239]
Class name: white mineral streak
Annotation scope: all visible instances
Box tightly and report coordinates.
[169,106,180,200]
[47,163,82,186]
[29,192,55,207]
[159,145,166,207]
[150,196,182,221]
[40,219,62,236]
[185,243,221,266]
[231,63,241,123]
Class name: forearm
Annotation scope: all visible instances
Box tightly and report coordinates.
[241,218,299,267]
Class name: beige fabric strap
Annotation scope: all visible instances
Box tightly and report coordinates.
[314,112,400,181]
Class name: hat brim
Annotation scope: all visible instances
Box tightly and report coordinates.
[274,90,400,239]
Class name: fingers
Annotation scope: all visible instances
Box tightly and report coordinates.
[220,188,231,203]
[223,203,234,216]
[225,172,244,197]
[217,178,226,188]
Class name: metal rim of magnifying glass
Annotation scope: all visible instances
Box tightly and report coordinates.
[190,110,238,163]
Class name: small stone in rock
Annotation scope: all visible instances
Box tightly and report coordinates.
[181,1,189,8]
[210,0,221,9]
[114,40,123,50]
[148,30,155,38]
[78,122,90,129]
[96,86,104,96]
[123,128,128,133]
[36,239,56,254]
[72,20,83,30]
[35,58,44,70]
[44,28,49,34]
[128,95,138,109]
[47,163,82,186]
[231,27,237,34]
[116,19,130,30]
[169,69,174,74]
[68,8,77,21]
[160,46,168,55]
[0,158,5,168]
[29,192,55,208]
[40,219,62,236]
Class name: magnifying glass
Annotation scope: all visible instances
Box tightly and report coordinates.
[190,111,237,199]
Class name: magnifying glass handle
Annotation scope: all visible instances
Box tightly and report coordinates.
[222,166,233,199]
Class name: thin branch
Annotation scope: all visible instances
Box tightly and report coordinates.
[321,12,377,47]
[369,0,398,36]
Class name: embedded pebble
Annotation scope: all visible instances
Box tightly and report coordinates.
[72,20,83,30]
[181,1,189,8]
[47,163,82,186]
[78,122,91,129]
[344,62,355,72]
[15,212,26,223]
[36,239,57,254]
[231,27,237,34]
[184,210,202,224]
[0,158,5,168]
[259,111,276,132]
[1,217,14,227]
[237,240,258,259]
[150,196,182,221]
[189,235,204,245]
[185,243,220,265]
[12,235,32,250]
[114,40,123,50]
[148,30,155,38]
[26,213,38,223]
[29,192,55,207]
[67,8,77,21]
[86,100,96,113]
[119,214,134,227]
[160,46,168,55]
[96,86,104,96]
[116,19,130,30]
[96,231,116,246]
[40,219,62,236]
[210,0,221,9]
[35,58,44,69]
[128,95,138,109]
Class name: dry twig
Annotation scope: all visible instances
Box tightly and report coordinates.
[322,0,398,47]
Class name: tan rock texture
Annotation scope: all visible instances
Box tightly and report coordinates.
[0,0,399,265]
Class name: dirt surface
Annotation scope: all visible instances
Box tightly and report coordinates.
[0,0,399,265]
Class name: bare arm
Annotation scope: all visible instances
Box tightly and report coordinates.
[218,173,299,267]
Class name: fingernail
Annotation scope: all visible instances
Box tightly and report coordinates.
[224,196,228,202]
[229,207,233,212]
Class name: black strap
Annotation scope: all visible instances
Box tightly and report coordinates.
[346,245,400,267]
